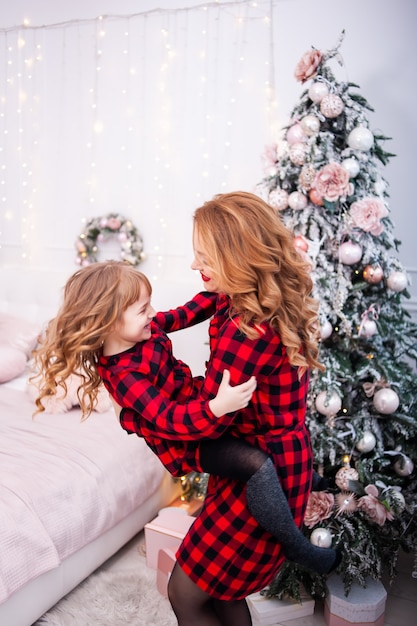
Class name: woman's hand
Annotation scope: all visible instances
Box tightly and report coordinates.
[209,369,256,417]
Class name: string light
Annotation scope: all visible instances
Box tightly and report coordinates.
[0,0,277,271]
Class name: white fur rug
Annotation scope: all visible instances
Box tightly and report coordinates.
[35,567,177,626]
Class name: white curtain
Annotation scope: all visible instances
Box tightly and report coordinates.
[0,1,277,279]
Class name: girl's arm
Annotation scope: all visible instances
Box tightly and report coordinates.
[114,367,255,440]
[154,291,217,333]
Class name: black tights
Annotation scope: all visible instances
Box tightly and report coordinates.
[199,435,267,482]
[168,562,252,626]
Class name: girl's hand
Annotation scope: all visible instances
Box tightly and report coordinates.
[209,369,257,417]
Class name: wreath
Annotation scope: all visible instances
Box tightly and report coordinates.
[75,213,144,266]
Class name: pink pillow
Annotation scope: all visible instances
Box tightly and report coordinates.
[0,313,41,358]
[0,345,27,383]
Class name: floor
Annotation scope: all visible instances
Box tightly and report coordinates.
[102,530,417,626]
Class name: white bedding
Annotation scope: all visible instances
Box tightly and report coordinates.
[0,379,168,604]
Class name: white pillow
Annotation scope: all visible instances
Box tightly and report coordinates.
[0,345,27,383]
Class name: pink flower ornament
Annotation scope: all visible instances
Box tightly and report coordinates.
[313,163,353,202]
[349,197,388,236]
[303,491,335,528]
[357,484,394,526]
[294,49,323,83]
[107,217,122,230]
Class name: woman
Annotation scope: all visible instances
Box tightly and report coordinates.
[163,191,339,625]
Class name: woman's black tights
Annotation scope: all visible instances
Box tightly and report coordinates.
[168,561,252,626]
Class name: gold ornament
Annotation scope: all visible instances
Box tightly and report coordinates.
[320,94,344,118]
[289,142,307,166]
[299,164,316,190]
[335,466,359,491]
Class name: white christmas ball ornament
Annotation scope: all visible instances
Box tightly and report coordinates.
[341,158,360,178]
[320,319,333,340]
[387,271,408,292]
[360,319,378,338]
[373,388,399,414]
[288,191,308,211]
[315,390,342,416]
[308,81,329,103]
[310,527,333,548]
[339,241,362,265]
[348,126,374,151]
[301,114,321,136]
[394,456,414,477]
[356,431,376,453]
[286,123,307,145]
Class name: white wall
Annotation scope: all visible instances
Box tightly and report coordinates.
[0,0,415,310]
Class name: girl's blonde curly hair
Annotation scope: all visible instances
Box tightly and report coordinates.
[32,261,152,418]
[193,191,324,375]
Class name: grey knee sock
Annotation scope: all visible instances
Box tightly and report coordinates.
[246,458,340,574]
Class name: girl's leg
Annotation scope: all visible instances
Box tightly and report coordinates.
[168,562,221,626]
[199,437,340,575]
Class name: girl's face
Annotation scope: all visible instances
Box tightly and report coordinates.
[112,290,156,352]
[191,228,221,293]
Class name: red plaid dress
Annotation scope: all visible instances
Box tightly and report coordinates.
[98,292,235,477]
[155,294,313,600]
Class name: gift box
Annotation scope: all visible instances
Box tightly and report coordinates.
[247,589,315,625]
[156,547,177,597]
[144,508,196,569]
[324,574,387,626]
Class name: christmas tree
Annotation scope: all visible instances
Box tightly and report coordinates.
[256,31,417,600]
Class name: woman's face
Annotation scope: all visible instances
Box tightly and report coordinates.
[191,228,221,293]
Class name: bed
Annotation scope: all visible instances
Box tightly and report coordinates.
[0,266,209,626]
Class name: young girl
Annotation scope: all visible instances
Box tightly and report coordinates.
[33,261,336,581]
[159,191,341,626]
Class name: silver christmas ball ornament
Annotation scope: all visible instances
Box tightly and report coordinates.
[341,157,360,178]
[310,527,333,548]
[288,191,308,211]
[339,241,363,265]
[315,390,342,416]
[301,114,321,136]
[394,456,414,477]
[373,388,400,414]
[348,126,374,151]
[356,431,376,453]
[320,319,333,340]
[387,271,407,292]
[308,82,329,103]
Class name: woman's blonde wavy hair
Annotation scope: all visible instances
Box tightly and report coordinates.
[32,261,152,418]
[193,191,324,375]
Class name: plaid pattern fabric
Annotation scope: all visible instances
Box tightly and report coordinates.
[100,291,313,599]
[173,294,313,599]
[98,292,225,477]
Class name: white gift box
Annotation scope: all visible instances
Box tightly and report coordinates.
[247,589,315,625]
[324,574,387,626]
